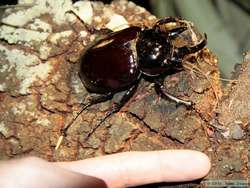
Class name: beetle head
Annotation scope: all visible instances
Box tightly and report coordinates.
[136,17,207,77]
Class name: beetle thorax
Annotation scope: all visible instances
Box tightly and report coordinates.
[136,29,172,76]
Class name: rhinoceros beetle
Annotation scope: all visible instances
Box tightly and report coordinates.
[56,14,207,149]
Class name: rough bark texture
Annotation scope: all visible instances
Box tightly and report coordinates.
[0,0,249,187]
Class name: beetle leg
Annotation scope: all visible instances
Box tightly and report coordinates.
[85,83,139,140]
[62,92,113,136]
[55,92,113,150]
[167,26,188,39]
[65,10,112,35]
[154,79,192,106]
[153,17,186,29]
[175,33,207,58]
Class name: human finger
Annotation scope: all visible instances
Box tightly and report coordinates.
[57,150,211,188]
[0,157,106,188]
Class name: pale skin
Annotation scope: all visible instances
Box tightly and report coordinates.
[0,150,211,188]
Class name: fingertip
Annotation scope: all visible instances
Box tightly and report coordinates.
[179,150,211,179]
[156,150,211,182]
[190,150,211,178]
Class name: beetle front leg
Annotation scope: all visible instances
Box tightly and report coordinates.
[175,33,207,58]
[154,79,192,106]
[153,17,186,29]
[167,27,188,39]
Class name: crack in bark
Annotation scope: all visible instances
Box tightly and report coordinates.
[128,111,159,134]
[163,134,185,144]
[0,132,20,141]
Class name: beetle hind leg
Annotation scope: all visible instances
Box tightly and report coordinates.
[85,83,138,140]
[55,92,113,150]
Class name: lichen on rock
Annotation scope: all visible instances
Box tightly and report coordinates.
[0,45,52,95]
